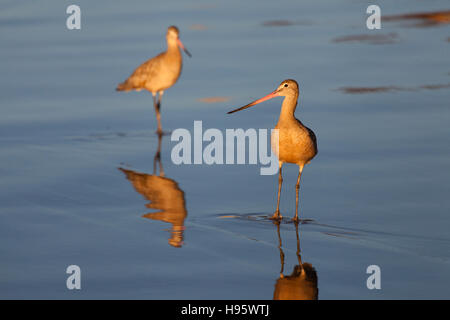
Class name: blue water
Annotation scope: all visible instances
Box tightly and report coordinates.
[1,0,449,299]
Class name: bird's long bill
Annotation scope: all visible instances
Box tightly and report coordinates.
[227,90,279,114]
[177,39,192,57]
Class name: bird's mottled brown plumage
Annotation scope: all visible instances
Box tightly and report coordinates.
[271,79,317,166]
[116,26,190,133]
[116,26,183,93]
[228,79,317,221]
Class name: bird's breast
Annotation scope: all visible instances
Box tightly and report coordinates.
[271,123,317,165]
[146,51,182,92]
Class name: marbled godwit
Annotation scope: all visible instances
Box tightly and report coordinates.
[228,79,317,221]
[116,26,191,133]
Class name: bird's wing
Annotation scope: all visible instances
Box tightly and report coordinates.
[117,52,165,91]
[305,126,318,154]
[297,119,318,154]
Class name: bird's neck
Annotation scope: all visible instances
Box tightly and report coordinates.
[167,39,180,55]
[278,94,298,123]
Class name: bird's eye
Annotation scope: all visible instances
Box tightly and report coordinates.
[284,83,288,87]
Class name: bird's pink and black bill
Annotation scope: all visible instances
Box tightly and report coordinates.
[177,39,192,57]
[227,90,279,114]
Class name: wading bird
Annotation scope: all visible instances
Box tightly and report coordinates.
[116,26,191,133]
[228,79,317,221]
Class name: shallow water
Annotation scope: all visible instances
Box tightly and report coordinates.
[1,0,450,299]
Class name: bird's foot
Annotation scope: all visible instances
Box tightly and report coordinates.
[291,216,300,224]
[155,129,172,136]
[270,211,283,221]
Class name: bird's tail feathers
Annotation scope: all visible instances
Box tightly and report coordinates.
[116,81,132,92]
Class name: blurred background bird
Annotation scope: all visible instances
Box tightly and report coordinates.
[117,26,191,133]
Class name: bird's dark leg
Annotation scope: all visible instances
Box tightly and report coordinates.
[152,91,163,134]
[157,90,164,109]
[271,162,283,220]
[275,221,285,277]
[293,164,304,222]
[157,90,164,134]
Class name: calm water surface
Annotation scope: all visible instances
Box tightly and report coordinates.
[1,0,449,299]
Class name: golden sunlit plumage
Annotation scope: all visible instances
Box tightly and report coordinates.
[117,26,191,133]
[228,79,317,221]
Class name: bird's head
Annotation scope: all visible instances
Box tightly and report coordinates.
[227,79,299,114]
[167,25,191,57]
[167,25,180,39]
[275,79,299,97]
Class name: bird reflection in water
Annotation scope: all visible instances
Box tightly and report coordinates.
[119,133,187,248]
[273,222,318,300]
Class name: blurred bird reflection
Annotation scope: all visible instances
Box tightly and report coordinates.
[273,222,318,300]
[119,133,187,248]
